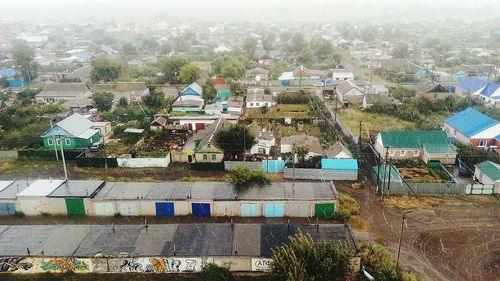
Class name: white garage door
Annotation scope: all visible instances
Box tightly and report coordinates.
[287,203,310,217]
[117,201,140,216]
[94,202,115,216]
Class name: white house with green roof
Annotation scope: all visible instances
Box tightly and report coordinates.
[474,161,500,192]
[375,130,457,165]
[41,113,100,150]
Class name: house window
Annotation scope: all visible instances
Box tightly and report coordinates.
[400,150,406,157]
[211,154,217,161]
[413,150,419,157]
[388,150,395,157]
[207,143,211,148]
[478,140,487,147]
[56,138,62,146]
[65,138,71,146]
[250,103,253,106]
[47,138,53,145]
[203,154,208,160]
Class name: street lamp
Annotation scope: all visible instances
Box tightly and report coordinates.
[396,209,413,271]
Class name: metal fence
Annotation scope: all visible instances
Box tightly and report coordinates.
[284,168,358,181]
[383,182,467,195]
[224,161,262,171]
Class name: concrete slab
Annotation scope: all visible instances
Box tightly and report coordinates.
[168,224,232,256]
[73,225,142,256]
[41,225,91,256]
[132,224,178,256]
[233,224,260,256]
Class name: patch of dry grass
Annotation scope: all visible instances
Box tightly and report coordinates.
[0,159,59,173]
[348,215,368,230]
[178,176,231,182]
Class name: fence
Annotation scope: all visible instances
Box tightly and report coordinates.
[75,157,118,168]
[383,182,467,195]
[225,161,262,171]
[0,151,18,159]
[284,168,358,181]
[117,154,171,168]
[189,162,225,171]
[17,149,82,160]
[465,184,496,195]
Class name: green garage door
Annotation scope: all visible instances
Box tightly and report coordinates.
[65,198,85,216]
[315,203,335,218]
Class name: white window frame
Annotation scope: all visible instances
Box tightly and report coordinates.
[413,150,419,157]
[65,138,71,145]
[388,150,395,157]
[47,138,53,145]
[56,138,62,145]
[400,150,406,157]
[478,139,487,147]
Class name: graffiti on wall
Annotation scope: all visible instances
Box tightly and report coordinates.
[0,258,33,272]
[251,258,272,272]
[40,258,90,273]
[120,257,211,273]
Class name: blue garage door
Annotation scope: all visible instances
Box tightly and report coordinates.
[155,202,174,217]
[192,203,211,217]
[0,203,15,215]
[264,203,285,217]
[240,203,260,217]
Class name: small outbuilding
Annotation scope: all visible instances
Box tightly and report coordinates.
[474,161,500,192]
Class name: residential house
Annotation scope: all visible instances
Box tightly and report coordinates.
[454,71,466,82]
[182,118,229,163]
[179,82,203,101]
[476,83,500,108]
[374,130,457,165]
[204,103,224,115]
[281,134,323,162]
[35,83,92,104]
[249,126,276,156]
[245,67,270,84]
[278,66,325,87]
[168,115,238,132]
[0,67,16,79]
[149,116,168,132]
[93,82,149,105]
[324,142,352,159]
[362,84,391,109]
[378,58,427,79]
[336,80,365,106]
[41,113,100,150]
[171,99,204,113]
[474,161,500,191]
[454,77,489,97]
[331,69,354,81]
[444,108,499,150]
[91,122,112,142]
[246,88,275,108]
[215,85,232,99]
[226,96,245,115]
[414,78,446,94]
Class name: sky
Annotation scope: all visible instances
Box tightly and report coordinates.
[0,0,499,24]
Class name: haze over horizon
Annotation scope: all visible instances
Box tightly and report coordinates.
[0,0,499,24]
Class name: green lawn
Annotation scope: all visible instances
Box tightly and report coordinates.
[338,108,416,138]
[0,159,60,173]
[245,104,310,119]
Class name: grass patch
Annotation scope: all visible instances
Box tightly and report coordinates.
[347,215,368,230]
[178,176,231,182]
[245,104,311,119]
[0,159,60,173]
[334,192,361,221]
[338,108,415,138]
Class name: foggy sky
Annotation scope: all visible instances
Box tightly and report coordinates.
[0,0,499,24]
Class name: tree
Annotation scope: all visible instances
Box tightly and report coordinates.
[11,41,39,83]
[359,25,378,42]
[295,145,309,165]
[228,80,246,96]
[392,43,409,58]
[216,124,256,159]
[142,89,166,109]
[262,33,275,53]
[179,63,201,84]
[90,56,123,82]
[287,32,307,54]
[310,38,335,61]
[296,48,314,66]
[92,92,114,112]
[201,264,231,281]
[230,166,272,188]
[203,79,217,102]
[121,42,137,56]
[242,36,258,57]
[157,56,189,84]
[271,232,353,281]
[118,97,128,108]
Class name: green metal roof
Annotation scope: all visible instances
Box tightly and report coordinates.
[373,165,402,182]
[380,131,455,153]
[475,161,500,182]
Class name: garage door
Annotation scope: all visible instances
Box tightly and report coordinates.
[195,123,205,131]
[264,203,285,218]
[287,203,310,217]
[65,198,85,216]
[192,203,211,217]
[155,202,174,217]
[94,202,114,216]
[240,203,260,217]
[20,200,40,216]
[0,203,15,215]
[118,202,140,216]
[315,203,335,218]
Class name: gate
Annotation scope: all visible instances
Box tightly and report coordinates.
[65,198,85,216]
[264,203,285,217]
[315,203,335,218]
[0,203,15,215]
[240,203,260,217]
[192,203,211,217]
[155,202,175,217]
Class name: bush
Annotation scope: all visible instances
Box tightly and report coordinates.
[230,166,272,188]
[201,263,231,281]
[333,193,360,221]
[276,92,310,104]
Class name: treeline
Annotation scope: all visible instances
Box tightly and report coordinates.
[276,92,310,104]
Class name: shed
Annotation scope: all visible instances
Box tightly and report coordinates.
[319,159,359,180]
[47,180,105,216]
[474,161,500,193]
[16,180,65,215]
[0,181,33,215]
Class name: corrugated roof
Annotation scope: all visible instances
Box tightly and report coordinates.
[445,108,497,137]
[0,181,14,192]
[321,159,358,170]
[17,180,65,197]
[380,131,455,152]
[48,180,105,198]
[475,161,500,182]
[181,82,203,96]
[479,82,500,98]
[41,113,94,138]
[0,180,33,199]
[457,77,489,93]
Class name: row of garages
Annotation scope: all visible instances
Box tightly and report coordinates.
[0,180,337,218]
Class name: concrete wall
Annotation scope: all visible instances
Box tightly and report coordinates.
[284,168,358,181]
[225,161,263,171]
[171,151,190,163]
[117,155,170,168]
[39,198,67,215]
[0,150,18,159]
[443,123,470,144]
[422,150,456,165]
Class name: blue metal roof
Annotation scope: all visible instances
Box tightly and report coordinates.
[321,159,358,170]
[457,77,489,93]
[480,82,500,98]
[445,108,497,137]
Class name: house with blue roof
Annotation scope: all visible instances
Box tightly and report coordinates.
[444,108,499,150]
[477,82,500,108]
[179,82,203,101]
[455,77,489,97]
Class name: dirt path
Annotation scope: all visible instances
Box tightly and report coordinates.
[340,179,500,281]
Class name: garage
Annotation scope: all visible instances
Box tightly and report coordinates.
[213,202,239,217]
[315,203,335,218]
[155,202,174,217]
[264,203,285,218]
[117,201,140,216]
[0,203,15,215]
[240,203,260,217]
[191,203,211,217]
[65,198,86,216]
[287,202,310,217]
[94,202,115,216]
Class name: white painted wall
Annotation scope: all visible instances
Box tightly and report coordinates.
[117,156,170,168]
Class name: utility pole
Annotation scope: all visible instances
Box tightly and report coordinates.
[387,158,392,197]
[292,142,296,189]
[358,121,363,146]
[396,210,413,271]
[50,120,59,161]
[382,146,389,200]
[59,135,68,180]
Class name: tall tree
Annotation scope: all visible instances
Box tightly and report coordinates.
[178,63,201,84]
[287,32,307,54]
[215,124,256,159]
[90,56,123,82]
[310,38,335,61]
[92,92,114,112]
[11,41,39,83]
[203,79,217,102]
[296,48,314,66]
[242,36,258,58]
[261,33,276,53]
[295,145,309,165]
[157,56,189,84]
[142,89,167,109]
[391,43,409,58]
